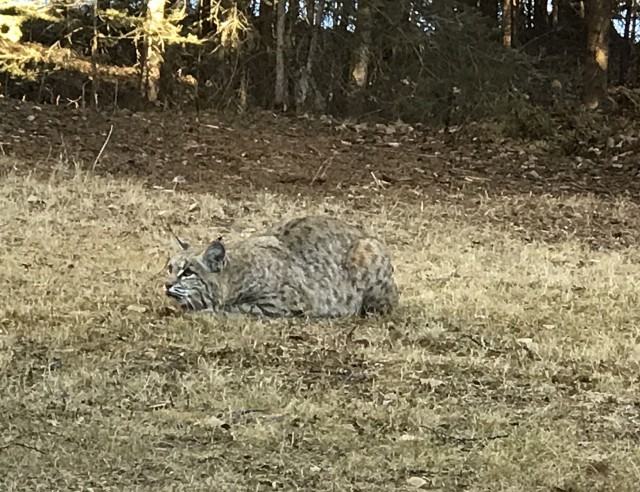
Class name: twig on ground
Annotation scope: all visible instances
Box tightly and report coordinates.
[370,171,387,190]
[91,124,114,173]
[306,144,322,155]
[346,324,359,342]
[421,425,510,444]
[459,333,505,354]
[0,441,43,454]
[310,157,332,185]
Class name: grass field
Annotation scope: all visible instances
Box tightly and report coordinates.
[2,154,640,491]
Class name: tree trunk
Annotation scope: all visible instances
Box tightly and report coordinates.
[502,0,513,46]
[479,0,499,22]
[274,0,287,109]
[141,0,167,103]
[619,0,634,84]
[259,0,275,45]
[307,0,316,24]
[307,0,325,76]
[514,0,523,43]
[288,0,300,34]
[632,9,638,83]
[583,0,613,108]
[551,0,558,28]
[352,1,373,88]
[294,0,325,112]
[349,0,373,114]
[533,0,548,34]
[91,0,99,108]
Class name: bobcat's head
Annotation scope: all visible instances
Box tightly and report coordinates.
[165,233,227,312]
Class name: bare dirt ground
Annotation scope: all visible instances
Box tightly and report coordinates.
[3,98,640,250]
[2,99,640,491]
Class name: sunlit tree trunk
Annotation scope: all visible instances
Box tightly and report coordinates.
[274,0,287,109]
[91,0,99,108]
[583,0,613,108]
[349,0,373,114]
[502,0,513,46]
[141,0,167,102]
[352,0,372,86]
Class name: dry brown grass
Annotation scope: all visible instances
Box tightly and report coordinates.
[2,155,640,491]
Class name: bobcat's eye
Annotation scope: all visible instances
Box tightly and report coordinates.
[166,262,173,274]
[180,267,196,277]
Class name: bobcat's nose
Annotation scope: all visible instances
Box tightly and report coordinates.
[165,282,174,292]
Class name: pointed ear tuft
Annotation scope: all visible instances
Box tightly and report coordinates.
[168,227,189,251]
[173,234,190,251]
[202,239,226,271]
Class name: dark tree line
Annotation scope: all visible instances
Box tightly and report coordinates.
[0,0,635,121]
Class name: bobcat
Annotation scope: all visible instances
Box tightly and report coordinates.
[164,216,399,318]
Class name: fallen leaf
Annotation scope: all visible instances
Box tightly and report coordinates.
[406,476,428,488]
[199,415,231,430]
[517,337,539,357]
[183,140,199,150]
[420,378,444,390]
[398,434,424,442]
[586,459,610,476]
[382,393,397,406]
[26,194,43,204]
[126,305,147,313]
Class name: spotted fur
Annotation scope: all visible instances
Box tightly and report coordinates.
[165,216,399,318]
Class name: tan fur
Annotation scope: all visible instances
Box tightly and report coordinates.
[164,216,399,318]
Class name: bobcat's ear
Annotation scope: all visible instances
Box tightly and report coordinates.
[202,239,226,272]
